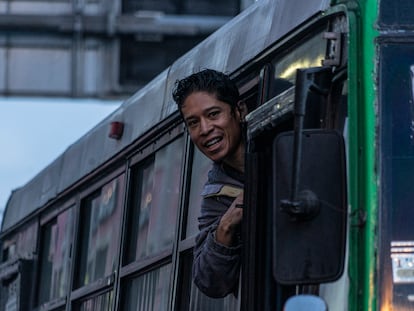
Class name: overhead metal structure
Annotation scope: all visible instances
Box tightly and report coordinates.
[0,0,246,98]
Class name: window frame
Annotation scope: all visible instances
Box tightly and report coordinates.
[35,203,75,309]
[69,166,126,305]
[117,122,186,311]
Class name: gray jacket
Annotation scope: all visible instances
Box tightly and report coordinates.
[192,162,244,298]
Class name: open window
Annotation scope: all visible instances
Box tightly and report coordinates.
[243,13,348,311]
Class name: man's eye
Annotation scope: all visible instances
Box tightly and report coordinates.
[187,120,198,127]
[209,111,220,118]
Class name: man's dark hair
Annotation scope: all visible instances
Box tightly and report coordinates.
[172,69,240,110]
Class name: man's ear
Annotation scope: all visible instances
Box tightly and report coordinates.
[236,101,248,121]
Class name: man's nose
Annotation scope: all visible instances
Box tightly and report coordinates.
[200,118,213,135]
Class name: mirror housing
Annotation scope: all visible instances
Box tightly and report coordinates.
[272,129,347,284]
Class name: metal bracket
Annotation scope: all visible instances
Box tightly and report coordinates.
[322,32,343,67]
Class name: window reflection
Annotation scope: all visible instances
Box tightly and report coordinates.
[2,221,38,262]
[122,264,172,311]
[37,207,74,305]
[127,137,184,262]
[189,284,239,311]
[77,291,113,311]
[186,148,211,238]
[175,250,239,310]
[135,159,154,260]
[380,43,414,310]
[273,30,326,84]
[379,0,414,28]
[76,175,125,288]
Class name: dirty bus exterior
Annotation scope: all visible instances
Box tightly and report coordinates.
[0,0,413,310]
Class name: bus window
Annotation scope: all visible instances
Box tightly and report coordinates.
[0,222,38,310]
[272,29,327,88]
[75,174,125,288]
[243,15,349,310]
[36,206,74,307]
[124,137,184,263]
[121,136,184,310]
[186,147,211,238]
[178,72,261,311]
[176,246,239,311]
[121,264,172,310]
[379,0,414,28]
[75,290,113,311]
[379,41,414,310]
[189,283,239,311]
[1,221,38,262]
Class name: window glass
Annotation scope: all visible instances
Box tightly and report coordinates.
[189,284,239,311]
[272,30,326,87]
[177,251,239,311]
[76,290,113,311]
[186,148,211,238]
[76,174,125,288]
[0,260,32,311]
[379,42,414,310]
[379,0,414,29]
[127,137,184,262]
[121,264,172,311]
[2,220,38,261]
[37,207,74,305]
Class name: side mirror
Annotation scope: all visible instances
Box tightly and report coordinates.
[272,129,347,284]
[272,66,347,285]
[284,295,328,311]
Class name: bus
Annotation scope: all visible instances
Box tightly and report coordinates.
[0,0,413,310]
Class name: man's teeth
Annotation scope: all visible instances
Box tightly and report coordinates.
[205,138,221,147]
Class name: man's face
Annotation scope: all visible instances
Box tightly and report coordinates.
[181,91,243,164]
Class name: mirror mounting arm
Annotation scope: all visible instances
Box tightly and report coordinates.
[281,67,332,221]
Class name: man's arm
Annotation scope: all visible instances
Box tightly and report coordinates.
[192,194,243,298]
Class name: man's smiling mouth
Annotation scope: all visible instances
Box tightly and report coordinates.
[205,137,222,148]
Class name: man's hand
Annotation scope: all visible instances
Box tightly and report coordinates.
[215,193,243,246]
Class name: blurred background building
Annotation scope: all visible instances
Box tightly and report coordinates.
[0,0,256,99]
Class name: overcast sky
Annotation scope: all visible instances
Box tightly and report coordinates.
[0,97,122,218]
